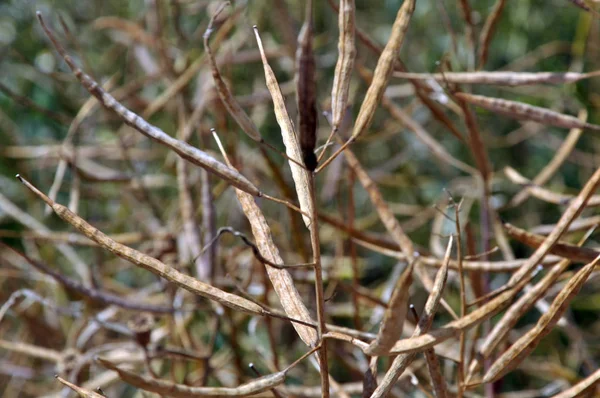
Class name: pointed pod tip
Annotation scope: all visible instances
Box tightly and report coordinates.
[252,25,258,30]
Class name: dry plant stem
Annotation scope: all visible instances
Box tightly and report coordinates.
[371,237,452,398]
[393,70,600,86]
[475,255,600,385]
[321,213,567,272]
[317,0,416,173]
[55,376,106,398]
[307,174,330,397]
[355,63,476,175]
[477,0,507,69]
[203,5,305,171]
[387,286,515,355]
[5,243,177,313]
[16,175,265,316]
[0,192,91,284]
[509,110,586,207]
[503,222,600,263]
[551,367,600,398]
[454,202,467,398]
[0,82,70,124]
[253,26,314,228]
[532,215,600,235]
[231,187,317,345]
[176,101,206,280]
[329,1,465,143]
[366,257,416,356]
[380,94,477,175]
[293,8,330,387]
[505,166,600,207]
[342,146,415,260]
[455,92,600,131]
[322,0,356,161]
[37,13,262,197]
[459,0,476,69]
[331,0,355,131]
[465,230,593,384]
[457,92,492,181]
[507,165,600,287]
[296,0,318,170]
[96,346,320,397]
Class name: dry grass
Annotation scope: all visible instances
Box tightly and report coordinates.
[1,1,600,397]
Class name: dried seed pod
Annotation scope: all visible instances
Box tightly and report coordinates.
[478,255,599,384]
[295,0,318,171]
[456,92,600,131]
[55,376,107,398]
[331,0,356,131]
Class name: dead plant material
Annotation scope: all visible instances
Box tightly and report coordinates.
[295,0,318,171]
[551,367,600,398]
[478,0,508,69]
[465,229,594,384]
[365,257,415,356]
[254,26,314,228]
[17,174,265,315]
[97,345,319,397]
[503,222,600,263]
[509,110,587,207]
[393,70,600,86]
[55,376,106,398]
[455,92,600,131]
[37,12,262,197]
[317,0,416,172]
[505,166,600,207]
[474,255,599,385]
[370,237,452,397]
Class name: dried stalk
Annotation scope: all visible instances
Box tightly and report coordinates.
[55,376,106,398]
[5,243,177,313]
[37,13,262,197]
[465,229,593,384]
[505,166,600,207]
[342,148,415,259]
[323,0,356,159]
[212,142,317,345]
[317,0,416,172]
[295,0,318,171]
[504,222,600,263]
[509,110,587,206]
[393,70,600,86]
[203,4,305,170]
[253,26,314,228]
[97,345,319,397]
[478,0,508,69]
[551,367,600,398]
[370,237,452,397]
[17,174,265,315]
[506,165,600,287]
[366,257,416,355]
[476,255,600,385]
[456,92,600,131]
